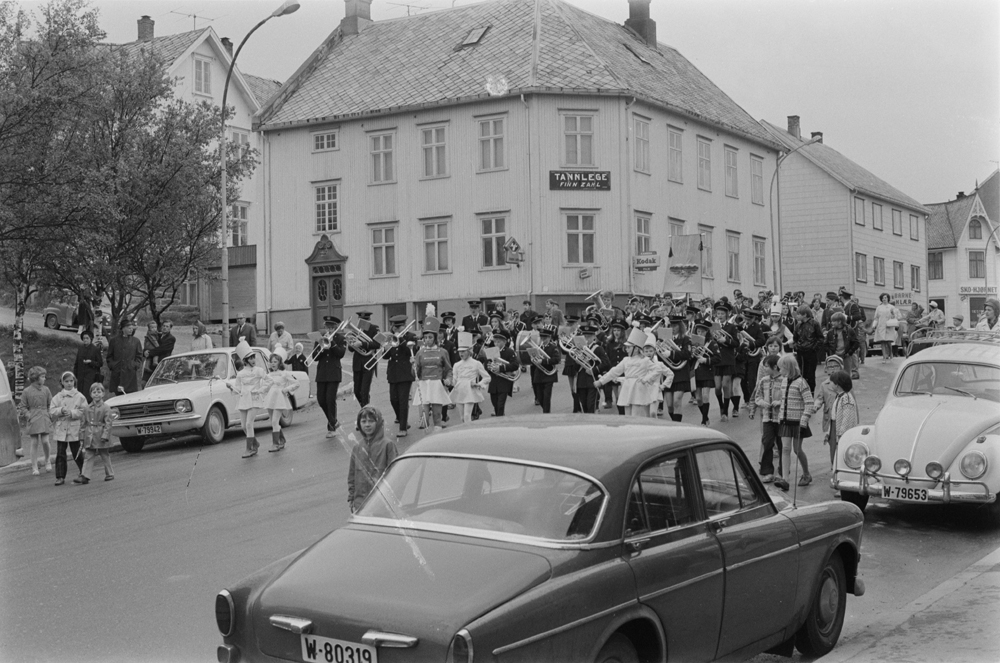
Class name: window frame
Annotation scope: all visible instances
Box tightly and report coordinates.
[892,209,903,235]
[969,218,983,240]
[911,265,921,292]
[420,123,449,180]
[371,223,398,278]
[697,137,712,192]
[624,450,701,539]
[561,112,596,168]
[750,155,764,205]
[668,126,683,184]
[634,115,651,174]
[854,196,866,227]
[752,236,766,286]
[699,225,714,279]
[692,444,769,521]
[872,202,883,231]
[873,256,885,286]
[477,115,506,172]
[312,129,340,153]
[479,214,509,270]
[369,131,396,185]
[969,250,986,279]
[893,260,904,289]
[909,214,920,241]
[855,252,867,283]
[564,211,597,266]
[928,251,943,280]
[193,56,212,96]
[724,145,738,198]
[636,214,652,255]
[421,218,451,274]
[313,181,340,234]
[726,232,740,283]
[230,202,249,247]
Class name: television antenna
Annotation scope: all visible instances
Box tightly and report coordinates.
[169,10,216,30]
[386,2,428,16]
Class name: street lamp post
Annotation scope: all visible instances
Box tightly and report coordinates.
[768,135,823,296]
[219,0,299,342]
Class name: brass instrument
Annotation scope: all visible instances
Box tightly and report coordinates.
[344,319,375,355]
[654,339,687,371]
[558,334,599,373]
[479,324,495,347]
[364,320,416,371]
[304,319,349,367]
[521,338,557,376]
[711,323,734,344]
[487,357,520,382]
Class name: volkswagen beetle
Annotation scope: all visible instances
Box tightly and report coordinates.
[216,416,864,663]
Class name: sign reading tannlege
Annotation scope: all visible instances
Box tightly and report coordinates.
[549,170,611,190]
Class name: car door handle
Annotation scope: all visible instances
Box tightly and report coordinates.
[362,631,419,648]
[270,615,313,634]
[627,538,650,553]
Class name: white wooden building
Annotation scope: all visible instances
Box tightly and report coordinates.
[254,0,782,333]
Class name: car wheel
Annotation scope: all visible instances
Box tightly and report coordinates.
[201,406,226,445]
[279,408,293,428]
[840,490,869,512]
[985,499,1000,527]
[45,315,59,330]
[795,554,847,658]
[595,634,639,663]
[120,436,146,453]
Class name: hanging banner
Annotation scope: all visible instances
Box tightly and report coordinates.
[664,234,703,294]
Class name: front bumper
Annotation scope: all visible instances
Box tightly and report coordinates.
[112,413,204,438]
[833,468,995,504]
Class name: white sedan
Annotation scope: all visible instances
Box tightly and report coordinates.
[106,347,310,453]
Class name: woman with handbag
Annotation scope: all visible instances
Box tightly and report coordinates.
[774,354,815,489]
[873,293,899,364]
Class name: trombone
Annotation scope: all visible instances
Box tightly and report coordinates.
[520,338,557,376]
[364,320,416,371]
[304,319,349,367]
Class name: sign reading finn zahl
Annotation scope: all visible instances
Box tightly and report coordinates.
[550,170,611,190]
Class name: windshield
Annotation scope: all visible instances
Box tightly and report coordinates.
[895,362,1000,402]
[147,353,230,386]
[357,455,606,542]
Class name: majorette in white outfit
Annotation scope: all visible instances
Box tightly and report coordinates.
[227,340,267,457]
[596,329,672,415]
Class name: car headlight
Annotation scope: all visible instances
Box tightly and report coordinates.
[109,407,120,421]
[844,443,869,470]
[925,462,944,480]
[175,399,193,413]
[447,629,473,663]
[893,459,911,477]
[215,590,234,636]
[864,455,882,473]
[960,451,988,480]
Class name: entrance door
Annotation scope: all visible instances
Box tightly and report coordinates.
[311,263,344,331]
[970,296,986,328]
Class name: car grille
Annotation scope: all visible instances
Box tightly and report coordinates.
[116,401,177,421]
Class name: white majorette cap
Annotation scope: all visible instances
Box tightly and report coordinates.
[770,302,783,317]
[457,331,474,351]
[626,327,648,347]
[235,340,252,360]
[644,333,658,348]
[272,345,288,361]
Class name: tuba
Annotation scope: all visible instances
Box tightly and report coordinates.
[559,334,598,374]
[520,338,557,376]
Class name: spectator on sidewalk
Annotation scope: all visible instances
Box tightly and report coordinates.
[106,319,142,394]
[228,313,257,347]
[49,371,86,486]
[191,321,213,350]
[347,406,398,514]
[19,366,53,476]
[268,321,294,355]
[73,330,103,403]
[73,383,115,484]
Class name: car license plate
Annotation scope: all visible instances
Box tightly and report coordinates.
[881,486,928,502]
[136,424,161,435]
[301,634,377,663]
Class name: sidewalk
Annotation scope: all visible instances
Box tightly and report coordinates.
[824,544,1000,663]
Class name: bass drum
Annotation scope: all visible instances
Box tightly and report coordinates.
[0,358,22,467]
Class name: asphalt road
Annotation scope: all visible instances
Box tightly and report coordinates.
[2,354,999,663]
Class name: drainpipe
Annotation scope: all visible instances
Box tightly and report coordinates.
[624,97,636,298]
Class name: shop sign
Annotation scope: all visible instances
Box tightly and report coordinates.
[632,253,660,272]
[959,286,997,295]
[891,292,914,306]
[549,170,611,190]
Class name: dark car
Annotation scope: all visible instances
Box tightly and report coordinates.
[216,416,865,663]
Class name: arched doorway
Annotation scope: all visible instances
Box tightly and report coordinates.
[305,235,347,331]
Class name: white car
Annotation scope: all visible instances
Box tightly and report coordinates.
[106,347,310,453]
[833,332,1000,523]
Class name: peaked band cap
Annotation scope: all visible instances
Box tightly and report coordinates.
[440,311,457,320]
[323,315,341,325]
[389,314,408,324]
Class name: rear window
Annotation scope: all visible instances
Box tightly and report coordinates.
[895,362,1000,403]
[357,455,605,542]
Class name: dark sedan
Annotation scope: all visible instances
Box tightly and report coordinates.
[216,415,865,663]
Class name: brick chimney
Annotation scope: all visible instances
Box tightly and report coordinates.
[341,0,372,36]
[811,131,823,144]
[221,37,233,58]
[957,191,966,199]
[137,15,154,42]
[625,0,657,47]
[787,115,800,139]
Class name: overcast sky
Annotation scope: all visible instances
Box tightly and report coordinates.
[23,0,1000,205]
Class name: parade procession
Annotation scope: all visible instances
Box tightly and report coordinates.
[2,0,999,662]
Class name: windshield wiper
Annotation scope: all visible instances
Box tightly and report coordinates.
[155,377,177,384]
[944,386,977,399]
[897,390,931,396]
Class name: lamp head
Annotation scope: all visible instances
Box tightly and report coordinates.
[272,0,300,17]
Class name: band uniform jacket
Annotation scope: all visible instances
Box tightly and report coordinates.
[712,322,740,368]
[529,341,561,384]
[482,346,520,396]
[315,339,347,383]
[575,342,610,390]
[604,339,628,371]
[440,327,461,366]
[349,325,381,373]
[385,333,418,383]
[461,313,489,333]
[666,334,693,384]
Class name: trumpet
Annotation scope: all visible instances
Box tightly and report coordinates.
[521,339,557,376]
[364,320,416,371]
[304,319,349,367]
[344,320,375,355]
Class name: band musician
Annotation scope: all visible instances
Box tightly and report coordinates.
[575,323,610,413]
[384,314,417,437]
[480,330,520,416]
[315,316,347,437]
[348,311,380,408]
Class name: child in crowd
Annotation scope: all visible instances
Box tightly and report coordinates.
[73,383,114,484]
[227,343,267,458]
[450,332,491,424]
[752,355,784,486]
[286,343,309,374]
[262,349,296,452]
[49,371,87,486]
[776,355,815,488]
[19,366,53,476]
[808,356,845,460]
[828,371,859,469]
[347,406,398,514]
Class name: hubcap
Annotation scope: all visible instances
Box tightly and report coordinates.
[817,572,839,632]
[210,413,223,438]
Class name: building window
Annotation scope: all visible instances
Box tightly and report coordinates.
[668,128,683,183]
[230,203,248,247]
[230,129,249,152]
[636,215,651,254]
[893,260,904,289]
[563,114,594,166]
[969,218,982,239]
[909,214,919,240]
[854,197,865,226]
[481,216,507,268]
[855,252,867,283]
[313,131,338,152]
[194,57,211,95]
[970,250,986,278]
[753,236,766,286]
[750,155,763,205]
[872,203,883,231]
[873,256,885,286]
[566,213,595,264]
[697,137,711,191]
[478,117,505,171]
[423,220,450,273]
[928,251,943,280]
[372,226,397,276]
[634,116,650,173]
[700,226,713,278]
[421,125,447,178]
[724,146,738,198]
[892,209,902,235]
[911,265,921,292]
[370,132,395,183]
[726,233,740,282]
[314,183,338,233]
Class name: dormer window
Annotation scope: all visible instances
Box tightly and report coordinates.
[969,218,982,239]
[462,26,489,47]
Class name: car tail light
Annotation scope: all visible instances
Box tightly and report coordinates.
[893,459,911,477]
[863,456,881,473]
[844,443,869,470]
[925,462,944,480]
[216,590,234,636]
[447,629,473,663]
[175,399,193,413]
[960,451,987,480]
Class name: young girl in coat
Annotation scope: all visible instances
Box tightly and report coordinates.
[49,371,88,485]
[828,371,859,469]
[774,354,815,489]
[226,344,267,458]
[450,332,491,423]
[595,330,671,418]
[347,406,399,514]
[19,366,53,476]
[73,383,115,484]
[262,350,296,452]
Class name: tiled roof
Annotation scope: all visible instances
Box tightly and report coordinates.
[258,0,776,147]
[975,169,999,226]
[925,195,975,250]
[244,74,283,106]
[760,120,928,214]
[114,29,207,66]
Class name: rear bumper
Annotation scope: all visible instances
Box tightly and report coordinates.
[833,468,995,504]
[112,413,204,438]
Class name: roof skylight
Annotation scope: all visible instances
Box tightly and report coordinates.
[463,26,489,46]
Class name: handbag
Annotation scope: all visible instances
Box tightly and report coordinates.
[886,318,899,328]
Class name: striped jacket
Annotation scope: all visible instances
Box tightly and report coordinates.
[776,376,814,427]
